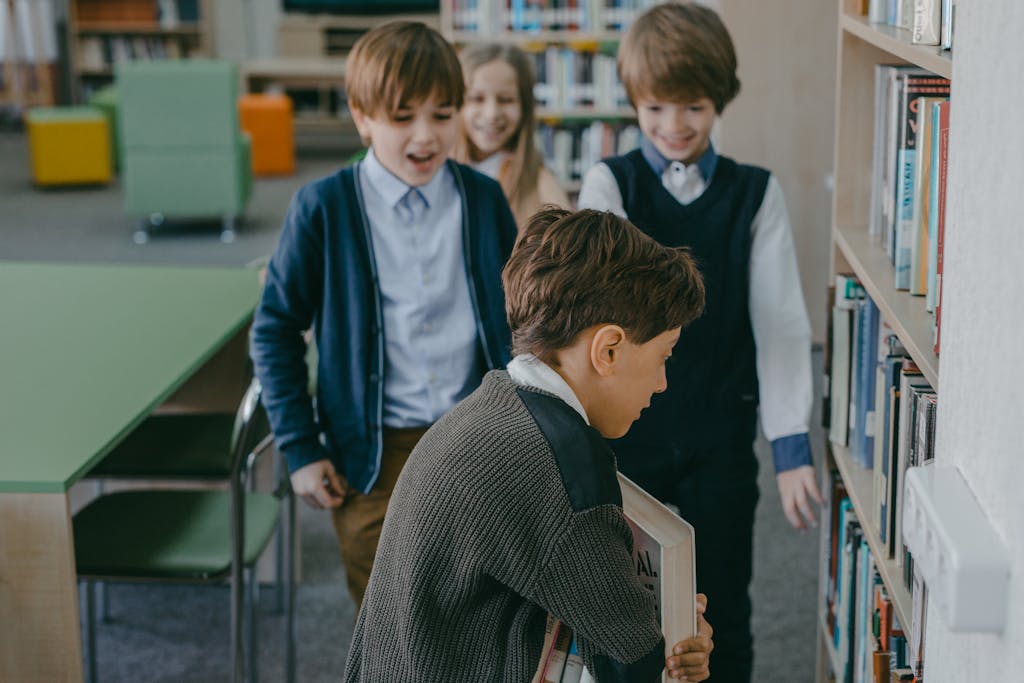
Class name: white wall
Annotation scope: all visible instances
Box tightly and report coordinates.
[719,0,837,344]
[926,1,1024,680]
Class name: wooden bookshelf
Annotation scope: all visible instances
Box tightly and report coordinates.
[819,614,842,678]
[817,2,951,680]
[66,0,215,103]
[829,442,913,631]
[834,224,940,388]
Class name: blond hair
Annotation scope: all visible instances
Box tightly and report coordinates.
[345,21,465,118]
[454,43,543,219]
[618,2,740,113]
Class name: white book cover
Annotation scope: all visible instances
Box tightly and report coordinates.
[620,473,696,683]
[912,0,941,45]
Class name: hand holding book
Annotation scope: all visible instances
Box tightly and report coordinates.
[665,593,713,681]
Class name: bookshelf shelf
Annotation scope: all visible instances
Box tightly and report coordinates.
[537,107,636,120]
[833,223,940,388]
[67,0,215,102]
[448,30,622,44]
[840,13,952,80]
[75,23,203,35]
[828,442,913,633]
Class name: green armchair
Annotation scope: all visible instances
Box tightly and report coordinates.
[117,60,252,243]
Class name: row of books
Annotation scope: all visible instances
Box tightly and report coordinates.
[869,65,950,354]
[822,472,928,683]
[74,0,200,27]
[531,47,628,111]
[538,120,639,186]
[76,34,198,72]
[0,0,58,110]
[450,0,661,35]
[862,0,954,49]
[827,275,938,573]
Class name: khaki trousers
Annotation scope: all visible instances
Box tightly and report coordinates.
[331,425,428,609]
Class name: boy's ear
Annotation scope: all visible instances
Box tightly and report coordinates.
[590,324,626,378]
[350,107,371,145]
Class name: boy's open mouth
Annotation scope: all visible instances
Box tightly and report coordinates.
[408,152,435,164]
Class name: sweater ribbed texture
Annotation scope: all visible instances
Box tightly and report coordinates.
[343,370,665,682]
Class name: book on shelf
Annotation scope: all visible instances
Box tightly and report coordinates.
[539,120,639,187]
[829,274,864,447]
[449,0,660,35]
[893,74,950,291]
[939,0,954,49]
[932,100,950,354]
[908,94,947,297]
[911,0,940,45]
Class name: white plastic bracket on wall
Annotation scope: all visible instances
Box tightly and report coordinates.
[903,462,1010,633]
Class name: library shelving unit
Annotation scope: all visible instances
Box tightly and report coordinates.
[66,0,215,102]
[814,2,952,681]
[440,0,665,193]
[242,12,438,133]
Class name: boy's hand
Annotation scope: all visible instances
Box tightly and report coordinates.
[776,465,823,531]
[291,459,348,510]
[666,593,713,681]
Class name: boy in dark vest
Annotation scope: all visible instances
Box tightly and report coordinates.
[577,4,821,682]
[345,208,713,682]
[251,21,517,610]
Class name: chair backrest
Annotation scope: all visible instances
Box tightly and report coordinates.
[117,59,239,151]
[229,378,270,478]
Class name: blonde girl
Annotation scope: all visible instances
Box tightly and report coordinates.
[454,43,570,228]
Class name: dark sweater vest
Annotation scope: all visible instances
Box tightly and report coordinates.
[604,150,770,469]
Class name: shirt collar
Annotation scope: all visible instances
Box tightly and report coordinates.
[506,354,590,425]
[640,136,718,183]
[363,147,449,211]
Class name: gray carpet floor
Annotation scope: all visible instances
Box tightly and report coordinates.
[0,129,821,682]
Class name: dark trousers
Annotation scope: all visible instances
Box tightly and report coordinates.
[618,440,759,683]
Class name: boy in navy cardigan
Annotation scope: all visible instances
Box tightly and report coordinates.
[577,4,821,682]
[251,21,517,609]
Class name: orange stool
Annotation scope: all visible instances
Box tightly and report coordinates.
[238,93,295,176]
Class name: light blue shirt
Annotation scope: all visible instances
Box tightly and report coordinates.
[359,149,481,428]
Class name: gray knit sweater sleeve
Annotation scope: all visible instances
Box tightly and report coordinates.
[343,371,666,683]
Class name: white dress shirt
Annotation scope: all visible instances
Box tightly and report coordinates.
[359,148,482,428]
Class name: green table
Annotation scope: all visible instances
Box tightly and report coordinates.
[0,262,259,682]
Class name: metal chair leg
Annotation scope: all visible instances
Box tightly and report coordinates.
[80,580,98,683]
[221,215,237,243]
[285,488,297,683]
[273,455,285,615]
[245,567,259,683]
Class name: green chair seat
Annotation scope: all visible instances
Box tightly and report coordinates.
[75,489,281,579]
[91,413,236,478]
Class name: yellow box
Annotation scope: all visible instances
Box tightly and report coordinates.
[27,107,112,186]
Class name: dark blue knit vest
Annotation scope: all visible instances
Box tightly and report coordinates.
[605,150,770,473]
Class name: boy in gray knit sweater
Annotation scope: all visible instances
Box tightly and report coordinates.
[344,208,714,682]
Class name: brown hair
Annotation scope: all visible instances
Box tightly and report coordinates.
[453,43,542,219]
[503,208,705,358]
[617,2,740,113]
[345,21,465,118]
